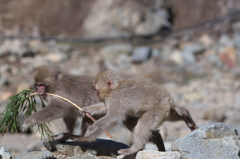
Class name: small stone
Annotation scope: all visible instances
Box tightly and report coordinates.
[219,47,237,69]
[100,44,132,58]
[16,151,54,159]
[199,34,213,47]
[136,150,180,159]
[131,47,152,63]
[168,50,184,65]
[45,51,68,63]
[0,147,12,159]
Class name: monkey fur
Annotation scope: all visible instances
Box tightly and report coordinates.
[80,70,198,155]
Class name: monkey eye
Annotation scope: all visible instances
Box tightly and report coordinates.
[35,83,45,87]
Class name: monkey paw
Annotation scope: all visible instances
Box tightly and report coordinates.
[22,120,31,132]
[118,148,138,155]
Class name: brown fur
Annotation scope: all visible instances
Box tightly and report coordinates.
[80,70,198,155]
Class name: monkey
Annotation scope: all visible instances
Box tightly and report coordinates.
[77,70,198,155]
[21,66,166,152]
[21,65,101,141]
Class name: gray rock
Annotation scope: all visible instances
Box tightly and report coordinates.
[134,9,170,35]
[44,51,68,63]
[0,147,12,159]
[100,44,132,57]
[100,44,132,71]
[136,150,180,159]
[233,34,240,50]
[55,144,84,156]
[44,139,129,157]
[218,34,233,47]
[0,39,39,57]
[172,123,240,159]
[16,151,53,159]
[181,43,205,64]
[83,0,170,37]
[69,153,98,159]
[131,47,152,63]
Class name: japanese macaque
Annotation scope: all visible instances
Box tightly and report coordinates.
[22,65,100,141]
[79,70,198,155]
[21,66,166,152]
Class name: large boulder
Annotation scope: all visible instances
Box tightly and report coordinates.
[172,123,240,159]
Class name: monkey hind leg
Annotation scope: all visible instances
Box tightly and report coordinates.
[171,105,198,131]
[55,117,77,143]
[118,109,164,155]
[149,130,165,151]
[124,116,165,152]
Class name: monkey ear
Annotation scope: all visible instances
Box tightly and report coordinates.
[107,79,118,89]
[55,71,63,81]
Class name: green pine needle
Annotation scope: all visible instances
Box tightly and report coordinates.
[0,90,53,141]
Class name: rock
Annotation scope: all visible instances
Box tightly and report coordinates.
[134,9,171,35]
[100,44,132,57]
[199,34,213,47]
[168,50,184,65]
[68,153,98,159]
[218,34,233,47]
[16,151,54,159]
[0,39,38,57]
[54,144,84,156]
[181,42,205,64]
[131,47,152,63]
[172,123,240,159]
[0,77,10,87]
[83,0,170,37]
[233,34,240,50]
[44,51,68,63]
[219,47,237,69]
[136,150,180,159]
[44,139,129,157]
[100,44,132,71]
[0,147,12,159]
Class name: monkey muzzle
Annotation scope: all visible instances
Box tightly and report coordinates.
[35,83,47,97]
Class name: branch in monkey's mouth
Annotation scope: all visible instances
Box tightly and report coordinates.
[38,93,47,100]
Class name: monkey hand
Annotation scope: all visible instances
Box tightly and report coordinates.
[82,107,95,116]
[22,119,32,132]
[84,125,97,137]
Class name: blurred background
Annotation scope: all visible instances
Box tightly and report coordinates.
[0,0,240,157]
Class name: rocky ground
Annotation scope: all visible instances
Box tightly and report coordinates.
[0,0,240,159]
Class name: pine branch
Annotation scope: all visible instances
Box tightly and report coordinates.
[0,90,52,141]
[0,90,112,140]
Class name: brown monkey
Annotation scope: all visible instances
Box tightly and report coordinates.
[22,65,100,140]
[78,70,198,155]
[22,66,166,152]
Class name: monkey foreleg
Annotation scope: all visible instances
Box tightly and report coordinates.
[82,103,106,116]
[22,103,65,132]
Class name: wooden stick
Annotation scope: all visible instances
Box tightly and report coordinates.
[30,92,112,139]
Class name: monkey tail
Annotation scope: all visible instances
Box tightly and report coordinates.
[170,105,198,131]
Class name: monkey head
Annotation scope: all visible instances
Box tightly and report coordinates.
[93,70,123,101]
[34,66,63,99]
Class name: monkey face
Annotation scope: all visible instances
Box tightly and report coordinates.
[34,83,48,98]
[93,81,110,101]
